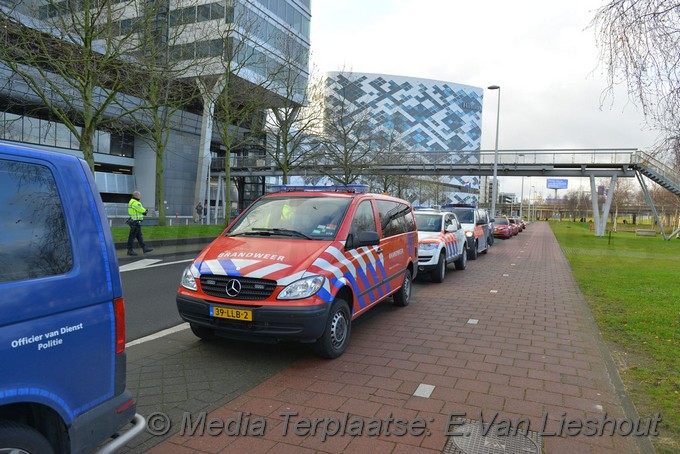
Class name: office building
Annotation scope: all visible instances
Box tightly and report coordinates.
[0,0,311,219]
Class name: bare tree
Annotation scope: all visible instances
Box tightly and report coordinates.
[591,0,680,165]
[0,0,146,173]
[364,118,413,197]
[200,3,300,225]
[317,71,376,185]
[264,66,324,184]
[121,1,204,225]
[610,178,636,229]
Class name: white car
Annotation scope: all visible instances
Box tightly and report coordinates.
[414,210,467,283]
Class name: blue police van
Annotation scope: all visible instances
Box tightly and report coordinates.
[0,142,144,453]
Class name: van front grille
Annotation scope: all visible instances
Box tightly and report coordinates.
[200,275,277,300]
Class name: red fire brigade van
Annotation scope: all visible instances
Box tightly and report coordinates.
[177,185,418,358]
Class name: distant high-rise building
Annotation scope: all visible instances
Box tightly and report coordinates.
[323,71,483,204]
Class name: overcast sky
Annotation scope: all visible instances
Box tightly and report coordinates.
[308,0,660,198]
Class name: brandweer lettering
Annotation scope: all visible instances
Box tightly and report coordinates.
[388,249,404,259]
[218,251,285,261]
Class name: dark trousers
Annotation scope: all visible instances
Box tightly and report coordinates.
[127,222,146,250]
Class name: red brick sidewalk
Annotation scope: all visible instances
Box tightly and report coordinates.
[150,222,651,453]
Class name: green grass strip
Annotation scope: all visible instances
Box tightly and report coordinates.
[111,224,226,242]
[551,221,679,453]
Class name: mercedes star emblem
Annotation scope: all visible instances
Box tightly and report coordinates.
[225,279,242,297]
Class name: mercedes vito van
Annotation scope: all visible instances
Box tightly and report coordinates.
[177,185,418,358]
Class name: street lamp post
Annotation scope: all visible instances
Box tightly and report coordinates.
[520,176,525,218]
[488,85,501,220]
[518,153,525,218]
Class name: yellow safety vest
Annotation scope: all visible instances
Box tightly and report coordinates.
[128,198,146,221]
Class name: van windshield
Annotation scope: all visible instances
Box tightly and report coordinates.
[451,209,474,224]
[227,196,351,240]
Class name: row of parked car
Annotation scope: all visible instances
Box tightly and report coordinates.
[493,215,528,239]
[412,205,495,283]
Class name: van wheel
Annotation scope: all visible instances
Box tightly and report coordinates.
[315,299,351,359]
[468,241,478,260]
[0,421,54,454]
[393,269,412,307]
[454,247,467,270]
[190,324,218,341]
[431,253,446,283]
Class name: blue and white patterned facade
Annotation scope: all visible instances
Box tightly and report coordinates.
[325,72,483,205]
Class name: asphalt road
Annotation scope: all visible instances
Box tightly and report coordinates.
[117,249,432,452]
[121,257,193,341]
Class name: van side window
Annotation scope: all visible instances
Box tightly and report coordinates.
[376,200,413,237]
[403,208,416,233]
[350,200,376,238]
[0,159,73,283]
[476,209,487,225]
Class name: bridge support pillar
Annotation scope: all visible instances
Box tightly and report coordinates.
[590,175,617,236]
[636,171,679,240]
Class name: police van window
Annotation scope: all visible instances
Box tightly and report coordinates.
[350,200,376,238]
[476,209,487,225]
[0,159,73,283]
[452,208,474,224]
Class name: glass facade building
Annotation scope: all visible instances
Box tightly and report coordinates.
[324,72,483,205]
[0,0,311,217]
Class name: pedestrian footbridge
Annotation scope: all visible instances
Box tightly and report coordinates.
[225,148,680,239]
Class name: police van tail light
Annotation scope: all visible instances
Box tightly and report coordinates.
[114,297,126,354]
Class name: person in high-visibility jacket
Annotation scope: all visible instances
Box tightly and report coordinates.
[127,191,154,256]
[263,203,293,228]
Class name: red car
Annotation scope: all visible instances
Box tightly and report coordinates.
[493,217,513,239]
[517,218,526,230]
[507,217,520,235]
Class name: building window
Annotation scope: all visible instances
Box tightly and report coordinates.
[110,132,134,158]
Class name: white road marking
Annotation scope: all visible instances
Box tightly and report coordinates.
[126,323,190,348]
[119,259,162,272]
[120,258,194,272]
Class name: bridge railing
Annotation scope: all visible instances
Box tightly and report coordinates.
[226,149,642,169]
[633,151,680,188]
[478,149,638,166]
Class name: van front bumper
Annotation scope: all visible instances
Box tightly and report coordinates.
[176,293,331,343]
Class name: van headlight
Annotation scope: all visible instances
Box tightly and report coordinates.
[464,230,473,238]
[419,242,438,251]
[181,266,199,291]
[278,275,325,300]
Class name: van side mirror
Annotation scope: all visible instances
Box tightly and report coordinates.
[356,231,380,248]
